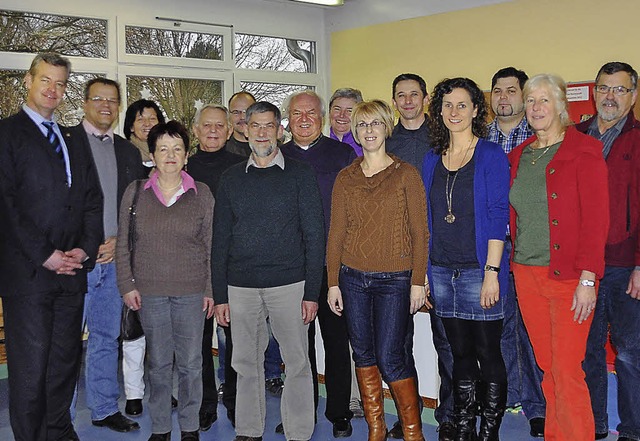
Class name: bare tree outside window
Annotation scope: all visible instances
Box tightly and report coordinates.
[0,10,107,57]
[235,34,315,73]
[126,75,223,142]
[125,26,223,61]
[241,81,312,111]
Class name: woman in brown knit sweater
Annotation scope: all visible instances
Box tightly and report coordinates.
[116,121,214,441]
[327,100,429,441]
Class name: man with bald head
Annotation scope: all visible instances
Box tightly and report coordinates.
[281,90,356,438]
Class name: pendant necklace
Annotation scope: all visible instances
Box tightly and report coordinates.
[445,136,475,224]
[529,132,564,165]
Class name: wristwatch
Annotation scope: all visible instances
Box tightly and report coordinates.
[484,264,500,273]
[579,279,596,287]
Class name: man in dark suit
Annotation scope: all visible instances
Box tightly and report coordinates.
[69,78,145,433]
[0,53,104,441]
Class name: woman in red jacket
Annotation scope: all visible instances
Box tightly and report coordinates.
[509,74,609,441]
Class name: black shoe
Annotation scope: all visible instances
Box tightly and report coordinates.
[149,433,171,441]
[125,399,143,416]
[234,437,263,441]
[172,395,178,409]
[275,422,284,434]
[332,418,353,438]
[266,377,285,396]
[387,419,403,439]
[92,412,140,432]
[181,431,199,441]
[199,409,218,431]
[618,437,633,441]
[437,422,456,441]
[595,432,609,440]
[529,417,545,438]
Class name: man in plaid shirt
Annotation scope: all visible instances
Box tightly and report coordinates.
[487,67,533,153]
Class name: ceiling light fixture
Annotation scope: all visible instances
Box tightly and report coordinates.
[291,0,344,6]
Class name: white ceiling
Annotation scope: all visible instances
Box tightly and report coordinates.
[294,0,515,33]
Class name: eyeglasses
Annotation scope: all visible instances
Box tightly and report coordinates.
[355,120,385,129]
[249,122,277,131]
[88,96,119,105]
[593,85,635,96]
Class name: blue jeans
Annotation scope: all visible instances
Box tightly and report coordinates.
[501,239,545,419]
[584,266,640,439]
[85,262,123,420]
[339,265,413,383]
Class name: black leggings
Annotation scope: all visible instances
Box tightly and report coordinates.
[441,317,506,384]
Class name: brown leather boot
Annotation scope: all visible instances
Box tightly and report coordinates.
[356,366,388,441]
[388,377,424,441]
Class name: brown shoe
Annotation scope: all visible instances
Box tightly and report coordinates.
[355,366,388,441]
[388,377,424,441]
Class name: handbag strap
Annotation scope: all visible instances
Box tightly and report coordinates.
[128,180,143,269]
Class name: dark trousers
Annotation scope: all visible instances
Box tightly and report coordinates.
[3,290,84,441]
[317,268,352,422]
[428,307,455,424]
[221,318,319,419]
[441,318,506,384]
[201,316,218,412]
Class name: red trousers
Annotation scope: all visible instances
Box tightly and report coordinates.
[512,263,595,441]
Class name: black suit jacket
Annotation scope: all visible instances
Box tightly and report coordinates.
[69,124,146,218]
[0,110,104,296]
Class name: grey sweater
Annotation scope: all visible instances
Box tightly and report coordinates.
[116,180,214,298]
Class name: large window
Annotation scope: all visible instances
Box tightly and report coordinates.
[0,10,321,129]
[235,34,315,73]
[126,75,223,129]
[125,26,224,61]
[0,10,107,57]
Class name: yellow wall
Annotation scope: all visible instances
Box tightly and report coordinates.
[331,0,640,101]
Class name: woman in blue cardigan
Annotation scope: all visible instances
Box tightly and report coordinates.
[422,77,510,441]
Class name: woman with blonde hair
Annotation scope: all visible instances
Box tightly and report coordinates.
[327,99,429,441]
[509,74,609,441]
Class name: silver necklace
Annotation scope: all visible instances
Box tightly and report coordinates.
[444,136,475,224]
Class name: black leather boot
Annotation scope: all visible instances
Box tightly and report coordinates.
[453,380,477,441]
[477,382,506,441]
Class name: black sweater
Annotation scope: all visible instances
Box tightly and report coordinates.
[187,146,244,196]
[211,156,325,304]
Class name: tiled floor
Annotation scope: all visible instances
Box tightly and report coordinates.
[0,353,621,441]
